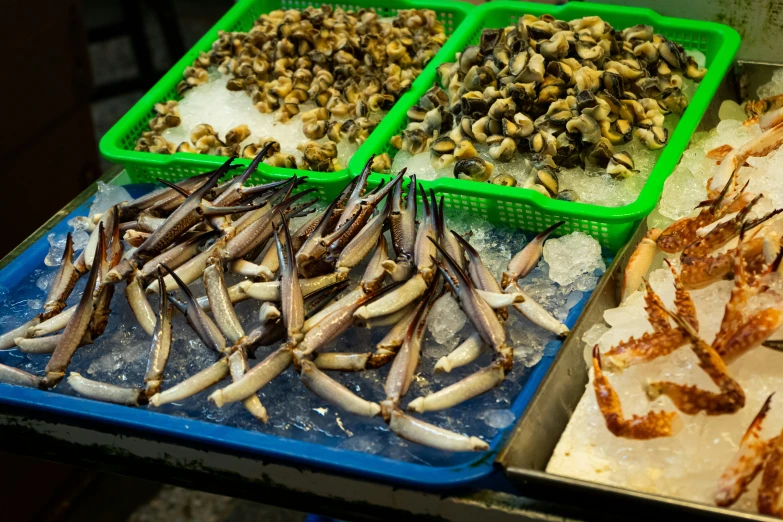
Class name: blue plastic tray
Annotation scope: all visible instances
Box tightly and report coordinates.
[0,183,595,489]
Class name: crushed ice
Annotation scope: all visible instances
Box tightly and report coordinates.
[427,293,466,346]
[543,232,606,286]
[44,233,67,267]
[89,181,132,217]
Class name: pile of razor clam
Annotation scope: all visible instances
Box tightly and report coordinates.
[391,15,706,205]
[0,146,602,454]
[137,6,445,173]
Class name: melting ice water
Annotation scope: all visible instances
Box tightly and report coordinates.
[2,185,603,468]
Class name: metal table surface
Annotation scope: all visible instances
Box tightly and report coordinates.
[0,166,612,522]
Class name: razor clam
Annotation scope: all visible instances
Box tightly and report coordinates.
[162,263,227,354]
[386,175,417,282]
[43,225,106,387]
[356,190,438,320]
[68,373,144,406]
[144,274,173,398]
[300,361,381,417]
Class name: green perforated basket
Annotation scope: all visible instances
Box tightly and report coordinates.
[98,0,474,194]
[350,1,740,251]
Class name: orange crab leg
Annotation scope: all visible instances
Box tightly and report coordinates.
[716,395,774,507]
[745,94,783,119]
[592,346,680,439]
[680,236,765,289]
[667,260,699,329]
[720,309,783,363]
[658,174,735,254]
[708,121,783,197]
[604,267,696,370]
[645,280,672,333]
[682,194,764,259]
[759,432,783,516]
[706,144,734,161]
[646,307,745,415]
[712,237,783,360]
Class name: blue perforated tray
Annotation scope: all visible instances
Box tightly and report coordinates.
[0,182,595,489]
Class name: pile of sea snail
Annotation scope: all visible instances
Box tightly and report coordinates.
[135,6,446,173]
[392,15,707,197]
[0,149,573,452]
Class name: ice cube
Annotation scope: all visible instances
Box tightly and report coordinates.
[658,166,706,221]
[685,49,706,68]
[44,233,67,267]
[757,67,783,99]
[68,216,93,252]
[89,182,132,217]
[543,232,606,286]
[479,409,516,429]
[36,271,55,292]
[718,100,747,122]
[427,293,466,346]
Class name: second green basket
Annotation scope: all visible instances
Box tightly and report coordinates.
[350,1,741,251]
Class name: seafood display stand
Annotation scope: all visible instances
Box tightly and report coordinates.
[0,2,773,522]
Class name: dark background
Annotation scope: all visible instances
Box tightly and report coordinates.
[0,0,232,257]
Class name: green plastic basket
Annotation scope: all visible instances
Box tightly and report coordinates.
[98,0,474,190]
[350,1,740,251]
